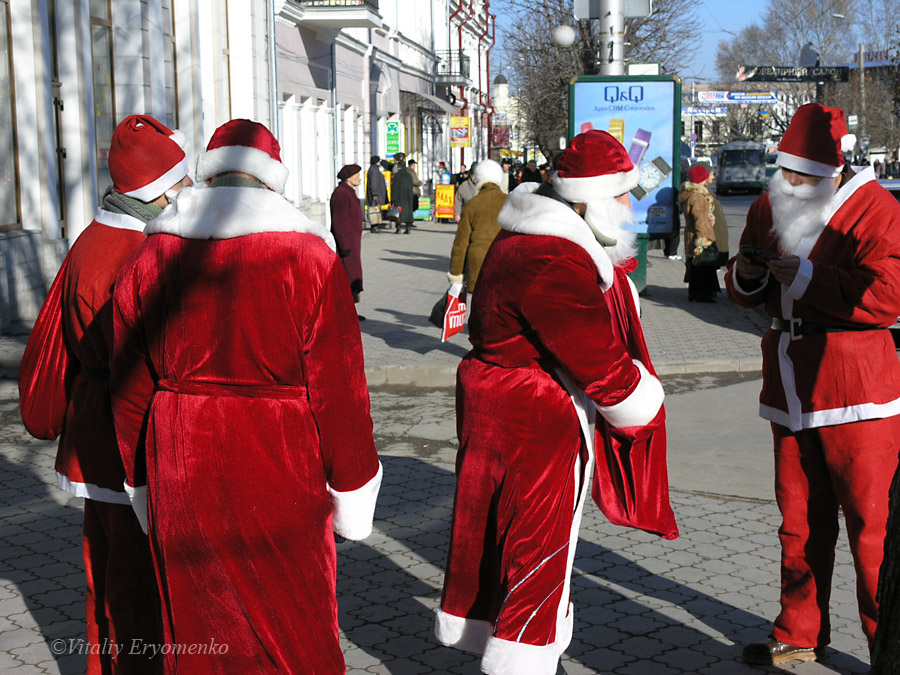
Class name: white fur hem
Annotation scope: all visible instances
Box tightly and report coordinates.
[94,208,146,233]
[784,257,813,300]
[146,185,336,251]
[776,151,842,178]
[196,144,289,194]
[434,609,493,653]
[56,473,131,504]
[733,269,769,295]
[553,166,640,202]
[123,482,149,534]
[327,462,383,541]
[480,604,574,675]
[123,157,190,202]
[596,360,664,428]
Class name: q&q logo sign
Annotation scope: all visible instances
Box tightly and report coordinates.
[604,85,644,104]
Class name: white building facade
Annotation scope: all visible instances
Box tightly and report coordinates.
[1,0,494,329]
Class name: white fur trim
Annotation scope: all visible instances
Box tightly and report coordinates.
[823,165,876,226]
[841,133,857,153]
[595,360,664,428]
[169,129,186,148]
[56,473,131,504]
[196,145,289,194]
[434,609,493,653]
[784,257,813,300]
[733,269,770,295]
[776,151,842,178]
[124,483,149,534]
[145,185,336,251]
[94,208,147,233]
[327,462,383,541]
[474,159,505,192]
[480,605,573,675]
[497,183,616,290]
[552,165,640,203]
[761,396,900,432]
[123,156,190,202]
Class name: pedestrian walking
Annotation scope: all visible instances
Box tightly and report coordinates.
[725,104,900,666]
[19,114,192,675]
[436,130,676,675]
[366,155,387,233]
[330,163,366,320]
[680,164,720,302]
[110,119,382,674]
[453,164,479,222]
[407,159,423,197]
[448,159,506,292]
[519,158,542,184]
[390,157,416,234]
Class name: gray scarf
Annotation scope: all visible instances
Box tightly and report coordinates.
[101,187,163,224]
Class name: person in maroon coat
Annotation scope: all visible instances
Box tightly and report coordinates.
[110,120,381,675]
[436,131,675,675]
[19,115,192,674]
[330,164,365,319]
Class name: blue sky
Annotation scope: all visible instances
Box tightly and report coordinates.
[690,0,771,81]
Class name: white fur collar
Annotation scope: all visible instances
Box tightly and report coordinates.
[145,185,336,251]
[497,183,615,290]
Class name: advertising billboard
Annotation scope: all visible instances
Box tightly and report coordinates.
[450,116,471,148]
[570,76,681,237]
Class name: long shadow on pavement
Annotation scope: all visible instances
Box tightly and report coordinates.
[642,282,769,338]
[360,316,469,359]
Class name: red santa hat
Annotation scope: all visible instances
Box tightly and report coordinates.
[109,115,189,202]
[776,103,855,178]
[196,119,289,194]
[552,130,640,203]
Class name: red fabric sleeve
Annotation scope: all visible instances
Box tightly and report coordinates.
[110,255,156,489]
[521,255,641,407]
[303,260,379,492]
[18,258,75,440]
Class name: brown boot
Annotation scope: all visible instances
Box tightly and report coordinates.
[742,637,825,665]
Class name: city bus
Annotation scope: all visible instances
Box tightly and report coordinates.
[716,141,767,195]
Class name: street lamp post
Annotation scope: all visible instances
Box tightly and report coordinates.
[598,0,625,75]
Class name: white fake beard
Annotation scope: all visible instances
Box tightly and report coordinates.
[584,198,637,266]
[768,169,836,255]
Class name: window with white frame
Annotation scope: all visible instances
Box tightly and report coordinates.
[90,0,115,198]
[0,0,19,229]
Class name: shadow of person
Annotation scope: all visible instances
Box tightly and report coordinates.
[360,315,469,359]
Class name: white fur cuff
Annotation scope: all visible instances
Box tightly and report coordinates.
[327,462,383,541]
[447,272,464,285]
[123,483,149,535]
[596,360,664,428]
[434,608,493,653]
[784,257,813,300]
[480,605,573,675]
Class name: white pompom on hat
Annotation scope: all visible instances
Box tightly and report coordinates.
[473,159,505,191]
[109,115,189,202]
[196,119,289,193]
[776,103,852,178]
[552,130,640,203]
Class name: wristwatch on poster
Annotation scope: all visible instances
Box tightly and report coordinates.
[628,129,651,166]
[630,156,673,201]
[608,119,625,144]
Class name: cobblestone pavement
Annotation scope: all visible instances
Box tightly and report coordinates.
[0,378,871,674]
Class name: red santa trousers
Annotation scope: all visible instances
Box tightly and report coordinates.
[771,416,900,648]
[83,499,162,674]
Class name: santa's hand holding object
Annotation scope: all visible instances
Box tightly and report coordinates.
[436,130,677,675]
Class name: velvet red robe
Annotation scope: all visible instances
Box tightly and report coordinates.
[436,183,674,675]
[110,184,382,674]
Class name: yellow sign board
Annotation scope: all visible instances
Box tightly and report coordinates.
[450,116,471,148]
[435,184,456,219]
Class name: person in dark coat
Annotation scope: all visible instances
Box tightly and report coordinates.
[520,159,542,183]
[330,164,366,317]
[365,156,387,233]
[391,162,416,234]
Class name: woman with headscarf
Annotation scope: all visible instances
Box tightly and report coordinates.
[330,164,366,318]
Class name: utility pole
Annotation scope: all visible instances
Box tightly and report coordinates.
[858,43,867,157]
[598,0,625,75]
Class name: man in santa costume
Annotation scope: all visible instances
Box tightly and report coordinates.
[435,130,676,675]
[110,119,382,674]
[19,115,192,674]
[725,103,900,665]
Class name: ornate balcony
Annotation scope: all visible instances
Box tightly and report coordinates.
[435,50,472,87]
[288,0,381,29]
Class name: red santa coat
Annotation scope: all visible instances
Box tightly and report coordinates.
[110,184,382,674]
[436,183,672,674]
[725,167,900,430]
[20,210,146,501]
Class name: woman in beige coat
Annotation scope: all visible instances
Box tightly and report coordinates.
[449,159,507,292]
[679,164,720,302]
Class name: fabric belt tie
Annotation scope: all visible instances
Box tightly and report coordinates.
[78,365,111,383]
[156,378,307,399]
[771,317,879,340]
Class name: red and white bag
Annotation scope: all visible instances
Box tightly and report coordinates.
[441,282,467,342]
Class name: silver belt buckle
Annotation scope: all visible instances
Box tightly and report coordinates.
[789,317,803,340]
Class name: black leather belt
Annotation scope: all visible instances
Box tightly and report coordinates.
[771,317,876,340]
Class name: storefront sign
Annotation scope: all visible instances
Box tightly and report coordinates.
[450,116,471,148]
[492,125,510,147]
[435,184,455,219]
[697,90,779,105]
[386,121,402,156]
